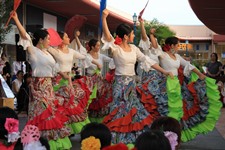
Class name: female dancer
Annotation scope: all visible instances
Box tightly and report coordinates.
[101,9,173,145]
[12,11,72,149]
[86,39,114,123]
[136,18,168,117]
[48,31,102,134]
[159,36,222,142]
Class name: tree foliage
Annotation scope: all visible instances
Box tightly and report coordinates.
[0,0,14,44]
[135,18,175,46]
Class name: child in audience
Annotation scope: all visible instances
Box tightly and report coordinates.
[14,125,50,150]
[151,116,181,150]
[80,122,111,150]
[135,130,172,150]
[0,107,20,150]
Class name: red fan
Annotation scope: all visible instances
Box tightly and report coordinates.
[64,15,87,41]
[5,0,21,27]
[47,28,62,47]
[139,0,149,19]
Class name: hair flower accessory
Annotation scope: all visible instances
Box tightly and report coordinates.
[102,143,129,150]
[85,42,91,52]
[4,118,20,143]
[81,136,101,150]
[114,36,122,45]
[164,131,178,150]
[162,44,171,52]
[21,125,46,150]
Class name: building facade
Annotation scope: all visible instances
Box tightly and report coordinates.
[169,25,225,66]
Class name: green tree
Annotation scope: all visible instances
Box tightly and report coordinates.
[135,18,175,46]
[0,0,14,44]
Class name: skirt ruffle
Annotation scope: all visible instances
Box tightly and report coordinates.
[103,75,154,144]
[88,76,113,118]
[28,77,71,143]
[136,70,168,117]
[180,74,222,142]
[53,75,90,123]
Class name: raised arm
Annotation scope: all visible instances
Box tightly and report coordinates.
[11,11,27,39]
[139,18,148,41]
[102,9,112,42]
[74,30,81,50]
[149,28,158,49]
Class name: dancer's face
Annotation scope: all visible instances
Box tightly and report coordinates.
[63,33,70,45]
[41,35,50,48]
[93,41,101,52]
[127,31,135,43]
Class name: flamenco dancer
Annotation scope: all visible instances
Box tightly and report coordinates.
[101,9,173,145]
[159,36,222,142]
[85,38,115,123]
[48,31,102,134]
[12,11,72,149]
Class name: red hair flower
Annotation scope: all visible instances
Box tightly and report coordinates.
[162,44,171,52]
[85,42,91,52]
[102,143,129,150]
[114,36,122,45]
[4,118,19,133]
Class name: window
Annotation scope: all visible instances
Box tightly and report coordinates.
[196,44,199,50]
[206,44,209,50]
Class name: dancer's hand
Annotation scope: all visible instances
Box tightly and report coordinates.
[199,73,206,80]
[10,11,18,20]
[75,30,80,37]
[166,72,174,79]
[150,28,156,35]
[102,9,109,18]
[97,63,102,70]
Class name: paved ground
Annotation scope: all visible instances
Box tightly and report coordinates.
[18,108,225,150]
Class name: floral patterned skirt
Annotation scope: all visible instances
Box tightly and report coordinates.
[136,70,168,117]
[52,74,90,123]
[103,75,154,144]
[88,75,113,120]
[27,77,71,141]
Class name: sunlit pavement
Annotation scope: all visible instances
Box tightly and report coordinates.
[19,108,225,150]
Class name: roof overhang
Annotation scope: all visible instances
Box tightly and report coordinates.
[23,0,133,31]
[188,0,225,35]
[213,35,225,43]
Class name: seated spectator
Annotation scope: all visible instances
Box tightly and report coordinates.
[12,70,24,96]
[0,52,7,74]
[16,73,32,114]
[12,61,26,81]
[135,130,172,150]
[14,125,50,150]
[150,116,181,150]
[0,107,20,149]
[80,122,111,150]
[2,61,11,87]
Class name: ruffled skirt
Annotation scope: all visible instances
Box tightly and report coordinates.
[103,75,154,144]
[27,77,72,149]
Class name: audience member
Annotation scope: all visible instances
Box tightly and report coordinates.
[80,122,112,149]
[2,61,11,87]
[205,53,222,80]
[14,125,50,150]
[11,70,24,96]
[135,130,172,150]
[151,116,181,150]
[16,73,32,114]
[0,52,7,74]
[0,107,20,150]
[12,61,26,81]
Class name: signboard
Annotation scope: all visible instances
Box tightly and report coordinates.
[178,43,193,51]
